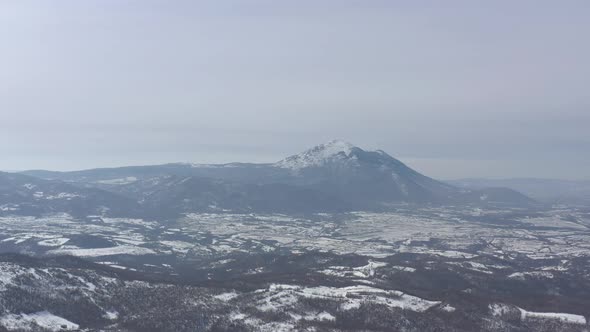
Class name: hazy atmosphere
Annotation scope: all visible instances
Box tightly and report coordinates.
[1,1,589,179]
[2,3,590,331]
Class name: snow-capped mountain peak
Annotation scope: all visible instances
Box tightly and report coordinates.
[274,140,360,170]
[311,140,356,156]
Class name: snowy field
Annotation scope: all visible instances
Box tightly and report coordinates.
[0,206,589,271]
[0,206,589,331]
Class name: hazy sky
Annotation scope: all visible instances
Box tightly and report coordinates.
[1,1,589,179]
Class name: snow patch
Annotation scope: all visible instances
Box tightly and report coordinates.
[37,238,69,247]
[103,310,119,320]
[45,193,81,200]
[274,140,357,170]
[490,303,586,325]
[508,271,554,280]
[256,284,440,313]
[303,311,335,321]
[440,304,456,312]
[160,240,194,253]
[96,177,138,185]
[519,308,586,325]
[47,245,155,257]
[214,291,239,301]
[489,303,512,317]
[0,311,79,331]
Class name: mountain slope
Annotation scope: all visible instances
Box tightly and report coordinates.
[450,178,590,205]
[0,172,141,217]
[273,140,458,205]
[106,175,350,217]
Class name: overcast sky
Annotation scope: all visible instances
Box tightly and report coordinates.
[1,1,589,179]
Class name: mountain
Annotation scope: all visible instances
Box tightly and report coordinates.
[111,175,349,217]
[0,171,141,217]
[449,178,590,205]
[23,162,282,185]
[14,141,536,216]
[453,187,536,206]
[270,140,460,206]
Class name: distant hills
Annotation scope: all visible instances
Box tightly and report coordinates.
[0,171,141,217]
[449,178,590,206]
[2,140,537,218]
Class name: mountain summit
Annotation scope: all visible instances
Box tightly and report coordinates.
[271,141,532,207]
[272,140,458,205]
[274,140,359,170]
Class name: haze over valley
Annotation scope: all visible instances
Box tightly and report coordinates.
[2,1,589,331]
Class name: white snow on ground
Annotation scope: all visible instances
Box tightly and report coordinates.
[37,238,70,247]
[101,217,158,228]
[112,236,146,246]
[107,265,129,270]
[229,308,334,331]
[214,291,239,301]
[490,303,587,325]
[103,310,119,320]
[174,210,590,260]
[256,284,440,313]
[230,312,247,320]
[318,267,358,278]
[308,311,335,321]
[508,271,554,280]
[319,260,388,279]
[160,240,195,253]
[489,303,512,317]
[2,235,33,244]
[0,237,17,243]
[518,308,586,325]
[290,311,335,321]
[1,261,120,295]
[399,248,477,259]
[352,260,388,277]
[541,261,569,271]
[439,304,456,312]
[274,140,357,170]
[96,177,138,185]
[519,307,587,325]
[391,265,417,272]
[3,207,590,279]
[466,262,493,274]
[47,245,155,257]
[0,311,79,331]
[45,193,81,200]
[239,319,295,332]
[0,204,19,212]
[0,263,19,290]
[448,261,492,274]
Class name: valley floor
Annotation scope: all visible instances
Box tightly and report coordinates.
[0,206,589,331]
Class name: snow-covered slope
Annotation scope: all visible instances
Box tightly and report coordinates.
[0,172,141,218]
[274,140,457,205]
[274,140,359,171]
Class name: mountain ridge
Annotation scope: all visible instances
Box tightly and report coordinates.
[449,178,590,205]
[8,141,538,217]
